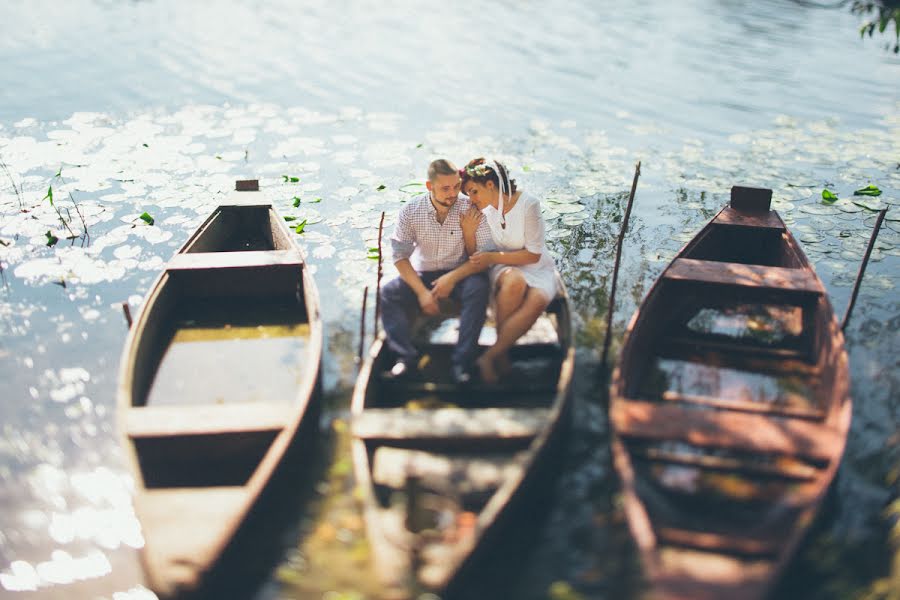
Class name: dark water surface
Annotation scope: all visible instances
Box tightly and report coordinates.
[1,1,898,598]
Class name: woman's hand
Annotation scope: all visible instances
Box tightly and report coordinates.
[460,207,482,236]
[469,251,496,268]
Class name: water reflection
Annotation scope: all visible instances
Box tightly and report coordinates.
[1,0,899,598]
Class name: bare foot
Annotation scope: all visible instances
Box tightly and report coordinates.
[476,354,499,385]
[496,353,513,377]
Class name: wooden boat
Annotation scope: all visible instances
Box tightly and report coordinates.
[609,186,852,599]
[351,277,574,599]
[117,180,322,598]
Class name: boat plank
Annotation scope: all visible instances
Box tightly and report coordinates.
[372,447,523,496]
[714,206,783,230]
[612,400,838,462]
[656,527,780,557]
[660,390,825,420]
[665,258,824,294]
[353,407,549,442]
[167,250,303,271]
[127,402,292,438]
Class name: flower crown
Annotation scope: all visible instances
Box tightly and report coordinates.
[464,163,493,177]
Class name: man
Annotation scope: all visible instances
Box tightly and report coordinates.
[380,158,493,384]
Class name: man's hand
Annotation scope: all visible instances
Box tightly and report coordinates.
[418,290,440,316]
[469,251,496,268]
[430,272,456,300]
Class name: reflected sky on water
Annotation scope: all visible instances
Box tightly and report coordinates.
[0,1,898,598]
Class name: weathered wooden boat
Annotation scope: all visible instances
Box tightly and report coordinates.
[117,180,322,598]
[609,186,852,599]
[351,277,574,599]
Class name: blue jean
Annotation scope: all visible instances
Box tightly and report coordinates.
[380,270,490,369]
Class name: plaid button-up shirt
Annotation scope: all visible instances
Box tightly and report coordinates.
[390,193,494,272]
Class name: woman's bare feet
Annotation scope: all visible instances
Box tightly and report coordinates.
[496,353,513,377]
[476,353,499,385]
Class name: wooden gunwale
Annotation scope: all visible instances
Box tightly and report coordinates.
[609,186,852,599]
[116,186,323,599]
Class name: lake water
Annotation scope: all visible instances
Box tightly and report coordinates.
[1,1,898,598]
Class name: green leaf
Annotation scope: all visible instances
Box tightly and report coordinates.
[283,216,297,222]
[54,165,62,178]
[292,196,302,207]
[43,186,54,206]
[522,165,532,172]
[294,219,308,234]
[821,189,839,204]
[45,230,58,246]
[310,197,322,203]
[215,155,222,160]
[142,143,149,148]
[139,211,155,225]
[282,175,300,183]
[853,184,882,197]
[376,184,386,191]
[416,143,423,148]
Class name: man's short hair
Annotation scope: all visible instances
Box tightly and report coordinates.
[427,159,458,182]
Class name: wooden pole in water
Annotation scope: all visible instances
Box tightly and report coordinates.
[841,208,888,332]
[358,286,369,364]
[374,211,386,337]
[601,161,641,367]
[121,301,133,328]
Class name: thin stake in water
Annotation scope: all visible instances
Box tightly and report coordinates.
[841,208,888,332]
[374,211,385,338]
[358,286,369,364]
[601,161,641,367]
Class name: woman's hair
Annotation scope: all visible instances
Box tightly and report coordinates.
[459,158,517,195]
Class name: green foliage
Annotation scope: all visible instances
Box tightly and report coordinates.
[294,219,308,234]
[43,186,54,206]
[45,230,58,246]
[367,247,380,260]
[376,184,386,191]
[283,175,300,183]
[853,1,900,53]
[292,196,302,207]
[854,184,883,196]
[139,212,155,225]
[283,216,297,222]
[822,189,839,204]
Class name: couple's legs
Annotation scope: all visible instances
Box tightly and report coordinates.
[478,268,549,384]
[380,270,489,371]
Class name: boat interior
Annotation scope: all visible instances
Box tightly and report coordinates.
[125,205,313,490]
[353,297,571,589]
[613,190,847,577]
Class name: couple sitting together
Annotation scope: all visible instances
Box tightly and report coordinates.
[381,157,559,385]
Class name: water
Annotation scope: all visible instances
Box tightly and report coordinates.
[1,0,898,598]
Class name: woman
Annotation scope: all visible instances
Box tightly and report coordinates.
[459,158,558,384]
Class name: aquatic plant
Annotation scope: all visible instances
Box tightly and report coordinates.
[853,0,900,53]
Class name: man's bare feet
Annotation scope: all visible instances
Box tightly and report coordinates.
[476,354,499,385]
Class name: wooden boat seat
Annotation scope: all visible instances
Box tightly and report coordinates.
[166,249,304,271]
[352,407,550,443]
[656,526,780,557]
[713,207,785,230]
[371,446,523,495]
[657,339,817,374]
[665,259,824,295]
[660,391,826,420]
[126,402,293,438]
[631,444,820,481]
[612,400,839,462]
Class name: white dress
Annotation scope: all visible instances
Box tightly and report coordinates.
[481,192,558,302]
